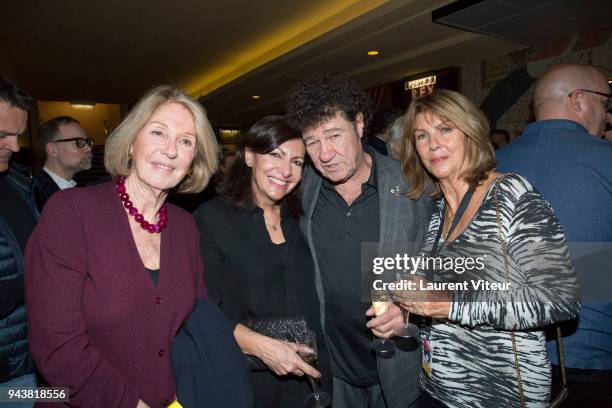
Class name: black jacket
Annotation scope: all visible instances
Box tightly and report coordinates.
[32,169,60,213]
[172,299,255,408]
[0,164,38,382]
[194,196,333,407]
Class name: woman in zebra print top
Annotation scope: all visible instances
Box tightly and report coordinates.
[397,90,580,408]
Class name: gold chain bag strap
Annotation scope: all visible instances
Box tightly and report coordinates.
[493,177,568,408]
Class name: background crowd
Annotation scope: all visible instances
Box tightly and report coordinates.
[0,61,610,408]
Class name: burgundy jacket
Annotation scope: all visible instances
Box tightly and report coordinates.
[25,182,207,408]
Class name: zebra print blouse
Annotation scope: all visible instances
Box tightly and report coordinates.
[418,173,580,408]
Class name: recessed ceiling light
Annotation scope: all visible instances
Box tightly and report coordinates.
[70,101,96,110]
[252,95,261,100]
[367,50,379,56]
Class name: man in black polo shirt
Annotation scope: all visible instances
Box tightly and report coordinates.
[287,73,431,408]
[0,77,38,405]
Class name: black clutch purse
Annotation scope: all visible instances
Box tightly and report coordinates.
[243,317,309,371]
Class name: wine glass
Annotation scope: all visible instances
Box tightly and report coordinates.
[297,330,331,408]
[371,291,395,358]
[393,308,420,338]
[392,270,420,338]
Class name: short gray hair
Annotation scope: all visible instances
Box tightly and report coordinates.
[386,115,404,159]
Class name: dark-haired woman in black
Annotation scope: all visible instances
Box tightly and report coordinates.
[193,115,330,407]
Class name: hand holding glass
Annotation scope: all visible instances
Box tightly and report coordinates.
[391,271,420,338]
[371,293,395,358]
[298,330,330,408]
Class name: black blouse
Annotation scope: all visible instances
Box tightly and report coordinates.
[193,196,330,407]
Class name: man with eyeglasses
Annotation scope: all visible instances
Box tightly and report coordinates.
[33,116,93,211]
[496,63,612,406]
[0,77,38,407]
[603,108,612,142]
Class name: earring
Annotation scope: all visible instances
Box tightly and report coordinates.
[127,151,133,168]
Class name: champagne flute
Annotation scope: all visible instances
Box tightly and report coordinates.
[392,270,420,338]
[371,291,395,358]
[393,308,420,338]
[298,330,331,408]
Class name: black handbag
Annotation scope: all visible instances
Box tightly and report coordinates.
[243,317,309,370]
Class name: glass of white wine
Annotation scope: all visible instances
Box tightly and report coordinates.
[392,270,420,338]
[298,330,330,408]
[371,291,395,358]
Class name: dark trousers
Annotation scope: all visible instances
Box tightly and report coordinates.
[551,364,612,407]
[419,391,447,408]
[332,376,387,408]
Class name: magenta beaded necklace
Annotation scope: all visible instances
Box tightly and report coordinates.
[116,176,168,233]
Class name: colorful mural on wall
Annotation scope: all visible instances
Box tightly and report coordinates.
[469,28,611,140]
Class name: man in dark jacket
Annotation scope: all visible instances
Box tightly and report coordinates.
[33,116,93,212]
[0,77,38,404]
[286,73,430,408]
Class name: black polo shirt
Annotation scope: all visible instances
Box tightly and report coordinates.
[312,156,380,387]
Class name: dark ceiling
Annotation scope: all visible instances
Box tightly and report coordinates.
[433,0,612,46]
[1,0,345,103]
[2,0,608,128]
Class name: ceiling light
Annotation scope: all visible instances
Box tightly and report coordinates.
[251,95,261,100]
[70,101,96,110]
[367,50,379,56]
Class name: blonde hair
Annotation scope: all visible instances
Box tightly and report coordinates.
[401,90,495,199]
[104,85,218,193]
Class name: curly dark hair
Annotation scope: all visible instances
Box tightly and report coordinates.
[220,115,304,218]
[285,72,372,133]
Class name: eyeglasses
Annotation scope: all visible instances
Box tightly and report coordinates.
[568,89,612,110]
[51,137,94,148]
